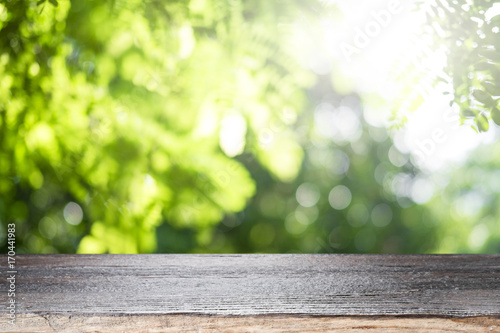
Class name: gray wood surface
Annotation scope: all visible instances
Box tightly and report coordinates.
[1,254,500,317]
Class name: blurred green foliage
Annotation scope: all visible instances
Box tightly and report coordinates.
[0,0,499,254]
[0,0,316,253]
[207,90,441,254]
[206,96,500,254]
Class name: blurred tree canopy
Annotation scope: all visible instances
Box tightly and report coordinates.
[0,0,498,254]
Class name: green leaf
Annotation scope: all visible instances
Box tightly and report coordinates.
[492,70,500,85]
[460,108,476,118]
[453,73,464,87]
[476,114,490,132]
[474,62,495,71]
[48,0,58,6]
[481,81,499,97]
[472,89,493,105]
[488,15,500,27]
[478,50,500,63]
[492,107,500,126]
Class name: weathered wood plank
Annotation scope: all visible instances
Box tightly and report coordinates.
[1,254,500,316]
[1,254,499,332]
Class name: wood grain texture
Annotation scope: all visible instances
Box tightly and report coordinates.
[1,254,499,332]
[1,314,499,332]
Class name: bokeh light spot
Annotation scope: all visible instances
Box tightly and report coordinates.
[328,185,352,210]
[468,223,489,251]
[371,203,392,227]
[296,182,320,207]
[64,202,83,225]
[285,212,308,235]
[38,217,58,240]
[219,113,247,157]
[250,223,276,247]
[347,203,369,227]
[411,177,435,204]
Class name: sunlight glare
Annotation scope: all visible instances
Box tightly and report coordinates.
[290,0,500,172]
